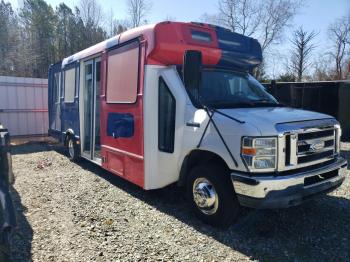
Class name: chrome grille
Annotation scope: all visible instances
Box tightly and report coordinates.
[296,128,336,166]
[277,119,340,171]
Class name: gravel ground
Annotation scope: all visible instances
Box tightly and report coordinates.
[8,141,350,261]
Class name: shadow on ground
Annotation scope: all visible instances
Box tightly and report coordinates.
[9,186,33,262]
[11,141,56,155]
[12,142,350,261]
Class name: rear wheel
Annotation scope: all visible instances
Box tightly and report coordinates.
[66,136,80,162]
[7,152,14,184]
[187,164,240,228]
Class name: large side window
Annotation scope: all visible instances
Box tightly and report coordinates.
[106,42,139,103]
[158,77,176,153]
[64,68,76,103]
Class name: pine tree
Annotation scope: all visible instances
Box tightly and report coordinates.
[20,0,57,77]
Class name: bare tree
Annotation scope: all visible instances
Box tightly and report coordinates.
[289,27,317,81]
[203,0,302,50]
[115,22,128,34]
[127,0,152,28]
[79,0,102,27]
[216,0,262,36]
[201,0,303,80]
[313,55,333,81]
[344,58,350,79]
[105,9,115,38]
[164,15,176,22]
[258,0,303,52]
[328,15,350,80]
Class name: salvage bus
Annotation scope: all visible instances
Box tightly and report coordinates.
[48,22,347,227]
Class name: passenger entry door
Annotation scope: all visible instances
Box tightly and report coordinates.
[80,57,101,163]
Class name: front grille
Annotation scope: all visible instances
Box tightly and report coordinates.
[296,128,336,166]
[298,150,334,164]
[298,129,334,141]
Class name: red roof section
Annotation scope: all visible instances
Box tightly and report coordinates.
[62,22,225,68]
[148,22,221,65]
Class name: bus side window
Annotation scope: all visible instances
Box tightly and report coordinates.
[158,77,176,153]
[64,68,76,103]
[106,42,139,103]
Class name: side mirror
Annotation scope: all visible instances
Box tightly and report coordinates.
[183,50,202,102]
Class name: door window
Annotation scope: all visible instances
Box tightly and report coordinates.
[82,59,101,161]
[106,42,139,103]
[94,61,101,159]
[158,77,176,153]
[83,63,93,155]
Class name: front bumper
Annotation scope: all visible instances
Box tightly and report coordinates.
[231,157,348,209]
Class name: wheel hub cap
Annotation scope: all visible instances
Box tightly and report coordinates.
[193,178,218,215]
[68,140,74,158]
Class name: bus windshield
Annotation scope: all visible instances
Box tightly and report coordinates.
[197,70,281,109]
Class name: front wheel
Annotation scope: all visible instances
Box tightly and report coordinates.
[187,164,240,228]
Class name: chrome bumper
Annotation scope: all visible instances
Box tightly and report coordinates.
[231,157,348,208]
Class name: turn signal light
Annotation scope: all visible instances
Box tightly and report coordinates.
[242,147,257,155]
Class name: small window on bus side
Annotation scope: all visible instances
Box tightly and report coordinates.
[191,30,212,43]
[158,77,176,153]
[54,72,60,103]
[106,42,139,103]
[64,68,75,103]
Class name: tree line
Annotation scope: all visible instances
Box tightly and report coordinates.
[0,0,130,78]
[0,0,349,81]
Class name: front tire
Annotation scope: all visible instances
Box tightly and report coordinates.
[66,136,80,162]
[187,164,240,228]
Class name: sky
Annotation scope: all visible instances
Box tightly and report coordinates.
[9,0,350,78]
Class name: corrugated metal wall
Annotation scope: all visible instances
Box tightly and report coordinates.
[0,76,48,136]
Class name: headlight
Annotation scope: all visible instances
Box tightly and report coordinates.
[242,137,277,171]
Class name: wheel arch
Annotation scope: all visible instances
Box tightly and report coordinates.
[178,149,230,187]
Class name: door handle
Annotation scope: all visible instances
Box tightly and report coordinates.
[186,122,200,128]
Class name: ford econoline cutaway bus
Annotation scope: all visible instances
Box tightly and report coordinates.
[48,22,347,227]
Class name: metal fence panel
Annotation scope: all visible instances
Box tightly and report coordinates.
[0,76,48,136]
[263,80,350,141]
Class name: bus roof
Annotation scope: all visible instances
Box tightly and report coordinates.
[61,21,262,70]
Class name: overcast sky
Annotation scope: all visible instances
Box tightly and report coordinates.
[9,0,350,78]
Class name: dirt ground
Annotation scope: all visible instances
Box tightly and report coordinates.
[8,140,350,261]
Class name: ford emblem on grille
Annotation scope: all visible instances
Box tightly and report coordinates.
[310,140,325,151]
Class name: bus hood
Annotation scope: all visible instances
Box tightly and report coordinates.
[219,107,335,135]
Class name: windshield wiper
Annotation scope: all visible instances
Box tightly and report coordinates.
[250,99,285,107]
[205,100,255,108]
[204,99,284,109]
